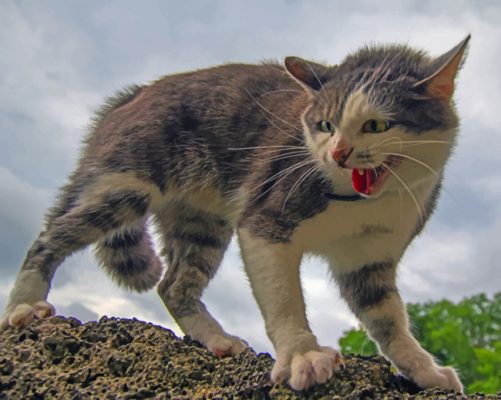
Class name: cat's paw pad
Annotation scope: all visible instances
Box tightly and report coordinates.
[33,301,56,319]
[436,366,463,392]
[207,333,248,357]
[272,346,343,391]
[412,365,463,393]
[0,301,55,330]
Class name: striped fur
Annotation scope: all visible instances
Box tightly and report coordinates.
[94,218,163,292]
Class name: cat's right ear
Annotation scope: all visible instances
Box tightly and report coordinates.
[413,35,470,101]
[284,57,330,93]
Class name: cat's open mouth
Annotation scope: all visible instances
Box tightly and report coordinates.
[351,158,397,196]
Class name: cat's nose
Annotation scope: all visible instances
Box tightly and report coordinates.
[331,146,354,168]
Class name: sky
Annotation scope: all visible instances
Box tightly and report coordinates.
[1,0,500,355]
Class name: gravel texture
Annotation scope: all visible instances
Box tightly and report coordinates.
[0,316,498,399]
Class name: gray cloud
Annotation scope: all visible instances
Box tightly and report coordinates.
[0,167,51,275]
[58,302,99,322]
[400,218,501,303]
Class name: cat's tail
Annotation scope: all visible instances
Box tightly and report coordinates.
[94,218,163,292]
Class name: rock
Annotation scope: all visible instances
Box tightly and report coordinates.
[0,316,498,399]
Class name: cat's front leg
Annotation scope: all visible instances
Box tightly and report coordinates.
[335,259,463,393]
[239,229,342,390]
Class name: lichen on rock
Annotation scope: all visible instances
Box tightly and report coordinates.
[0,316,497,399]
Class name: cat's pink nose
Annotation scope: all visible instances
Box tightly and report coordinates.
[331,146,354,168]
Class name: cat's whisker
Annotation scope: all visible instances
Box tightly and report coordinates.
[398,140,451,147]
[260,89,304,97]
[281,165,319,212]
[251,160,317,202]
[246,89,303,135]
[367,162,380,180]
[442,170,477,199]
[382,162,424,225]
[266,154,310,165]
[397,188,404,231]
[306,64,330,106]
[381,152,440,179]
[226,153,312,205]
[382,152,464,209]
[375,139,451,152]
[228,145,305,151]
[251,159,315,194]
[256,109,305,144]
[369,136,403,151]
[267,152,310,163]
[281,164,320,212]
[229,146,310,163]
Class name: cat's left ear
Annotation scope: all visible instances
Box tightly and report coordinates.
[284,57,331,93]
[414,35,471,101]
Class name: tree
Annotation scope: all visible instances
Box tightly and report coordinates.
[338,293,501,394]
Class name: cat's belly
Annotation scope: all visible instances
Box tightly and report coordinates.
[293,190,421,271]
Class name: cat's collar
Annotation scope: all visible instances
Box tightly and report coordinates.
[324,192,364,202]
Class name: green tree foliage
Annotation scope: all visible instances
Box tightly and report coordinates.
[339,328,378,356]
[338,293,501,394]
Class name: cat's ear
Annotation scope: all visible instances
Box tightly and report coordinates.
[413,35,470,101]
[284,57,330,93]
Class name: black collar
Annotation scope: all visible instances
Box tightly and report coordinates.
[324,192,364,201]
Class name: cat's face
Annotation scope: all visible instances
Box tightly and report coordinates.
[301,79,457,199]
[285,36,469,199]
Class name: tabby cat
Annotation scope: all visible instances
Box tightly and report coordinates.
[1,35,470,392]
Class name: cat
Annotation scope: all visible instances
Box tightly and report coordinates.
[1,35,470,392]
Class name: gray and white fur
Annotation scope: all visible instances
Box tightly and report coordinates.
[1,36,470,392]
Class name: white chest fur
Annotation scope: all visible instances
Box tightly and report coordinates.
[292,178,438,272]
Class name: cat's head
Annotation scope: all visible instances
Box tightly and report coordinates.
[284,35,470,198]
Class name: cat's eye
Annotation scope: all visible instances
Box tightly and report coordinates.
[318,120,335,134]
[362,119,391,133]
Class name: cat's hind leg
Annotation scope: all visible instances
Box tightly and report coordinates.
[1,172,154,329]
[155,204,247,356]
[335,260,463,392]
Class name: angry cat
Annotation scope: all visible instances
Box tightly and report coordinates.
[1,35,470,392]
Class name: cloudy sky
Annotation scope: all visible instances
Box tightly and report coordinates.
[1,0,500,355]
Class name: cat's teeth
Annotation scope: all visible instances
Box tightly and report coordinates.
[358,169,364,175]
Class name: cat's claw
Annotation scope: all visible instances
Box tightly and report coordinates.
[206,333,248,357]
[410,365,463,393]
[0,301,55,330]
[272,346,343,391]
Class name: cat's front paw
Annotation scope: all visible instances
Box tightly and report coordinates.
[206,333,248,357]
[410,365,463,393]
[272,346,343,391]
[0,301,55,330]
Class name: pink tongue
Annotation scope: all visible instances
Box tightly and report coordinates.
[352,169,376,195]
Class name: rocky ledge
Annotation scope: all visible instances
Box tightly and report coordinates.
[0,316,497,399]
